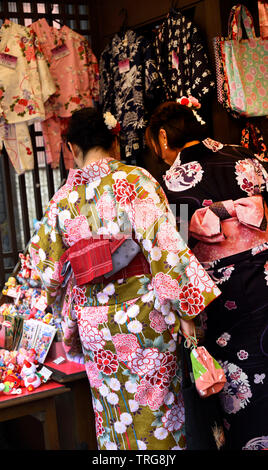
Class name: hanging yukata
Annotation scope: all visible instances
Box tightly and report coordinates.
[29,158,220,450]
[154,10,215,102]
[100,30,161,161]
[162,138,268,450]
[31,19,99,169]
[0,20,56,174]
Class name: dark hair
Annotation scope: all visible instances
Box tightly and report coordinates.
[145,101,208,158]
[66,107,116,157]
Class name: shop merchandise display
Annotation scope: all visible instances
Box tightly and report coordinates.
[214,4,268,118]
[241,121,268,162]
[258,0,268,40]
[0,17,99,173]
[0,349,45,394]
[0,1,267,450]
[213,3,268,163]
[31,18,99,169]
[153,9,215,103]
[0,251,59,395]
[0,19,56,173]
[99,8,215,161]
[100,29,162,161]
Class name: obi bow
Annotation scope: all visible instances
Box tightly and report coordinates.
[59,235,141,286]
[189,195,267,243]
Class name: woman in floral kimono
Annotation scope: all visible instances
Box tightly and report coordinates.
[30,107,220,451]
[145,98,268,450]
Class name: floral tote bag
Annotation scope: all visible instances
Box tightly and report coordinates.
[223,4,268,117]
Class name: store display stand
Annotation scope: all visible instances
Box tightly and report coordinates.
[0,381,70,450]
[44,341,97,450]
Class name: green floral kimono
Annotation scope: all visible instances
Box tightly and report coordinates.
[29,158,221,450]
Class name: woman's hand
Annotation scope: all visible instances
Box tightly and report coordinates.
[179,318,196,347]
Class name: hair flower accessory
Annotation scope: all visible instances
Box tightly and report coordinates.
[103,111,121,135]
[176,95,201,109]
[176,95,206,125]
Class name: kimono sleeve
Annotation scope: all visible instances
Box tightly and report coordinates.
[32,30,56,104]
[257,159,268,206]
[29,198,67,305]
[189,25,215,100]
[123,168,221,321]
[99,47,113,112]
[86,43,100,103]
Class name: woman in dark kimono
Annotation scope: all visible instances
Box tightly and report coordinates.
[145,99,268,450]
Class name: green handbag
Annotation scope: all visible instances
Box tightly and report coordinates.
[224,4,268,117]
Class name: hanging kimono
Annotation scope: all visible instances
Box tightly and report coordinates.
[0,20,56,173]
[258,1,268,39]
[29,158,220,450]
[154,10,215,102]
[162,138,268,450]
[100,30,162,161]
[31,18,99,169]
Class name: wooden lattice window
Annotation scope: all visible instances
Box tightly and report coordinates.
[0,1,92,286]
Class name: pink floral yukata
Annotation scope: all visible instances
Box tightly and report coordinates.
[29,158,220,450]
[31,19,99,169]
[0,20,56,173]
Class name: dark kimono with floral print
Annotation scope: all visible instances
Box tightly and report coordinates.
[153,10,215,102]
[161,139,268,450]
[99,30,162,161]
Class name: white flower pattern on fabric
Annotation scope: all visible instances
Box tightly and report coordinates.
[219,361,252,414]
[164,160,204,192]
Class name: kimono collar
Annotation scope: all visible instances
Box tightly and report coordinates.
[167,138,224,170]
[163,138,224,192]
[66,158,116,188]
[112,29,137,47]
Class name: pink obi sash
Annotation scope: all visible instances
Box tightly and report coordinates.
[189,195,268,262]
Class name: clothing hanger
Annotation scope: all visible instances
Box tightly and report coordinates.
[170,0,180,14]
[46,3,64,27]
[52,18,65,27]
[118,8,128,35]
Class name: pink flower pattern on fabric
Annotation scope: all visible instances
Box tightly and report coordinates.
[112,333,140,362]
[95,411,105,437]
[85,360,103,388]
[235,159,266,196]
[77,320,105,351]
[149,310,167,333]
[47,201,58,228]
[152,272,180,303]
[96,192,117,221]
[156,222,181,253]
[64,215,92,246]
[76,305,109,327]
[72,286,87,306]
[135,379,168,411]
[130,197,161,230]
